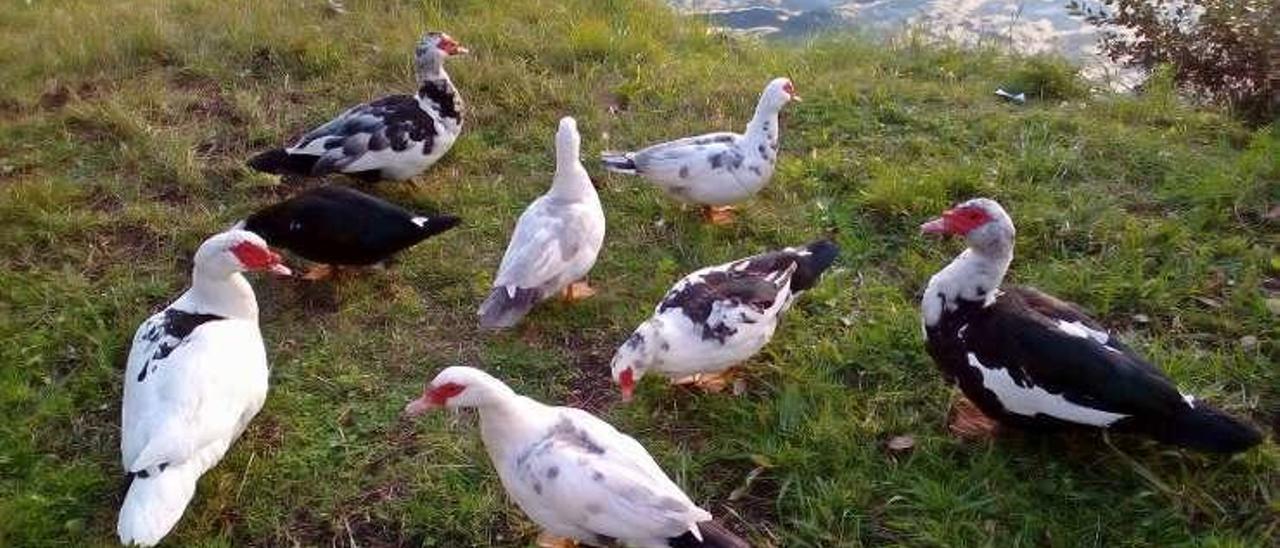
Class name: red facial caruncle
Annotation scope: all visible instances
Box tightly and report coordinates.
[921,205,991,236]
[428,382,466,406]
[618,368,635,402]
[231,241,289,275]
[436,35,468,55]
[782,79,801,101]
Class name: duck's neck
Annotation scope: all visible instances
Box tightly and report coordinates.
[547,145,595,203]
[477,393,547,462]
[416,66,462,124]
[922,245,1012,327]
[176,265,259,321]
[743,101,781,148]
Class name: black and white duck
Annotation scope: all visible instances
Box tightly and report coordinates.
[247,32,467,182]
[610,239,838,400]
[118,230,289,546]
[920,198,1261,453]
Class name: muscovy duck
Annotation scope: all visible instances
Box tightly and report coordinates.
[601,77,800,224]
[478,117,605,329]
[611,239,838,400]
[247,32,467,182]
[238,184,460,280]
[920,198,1261,453]
[118,230,290,546]
[403,367,749,548]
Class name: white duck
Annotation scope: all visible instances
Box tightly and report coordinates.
[611,240,838,400]
[247,32,467,182]
[478,116,606,329]
[601,77,800,224]
[118,230,290,546]
[403,367,748,548]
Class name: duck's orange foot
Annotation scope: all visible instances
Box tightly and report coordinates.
[301,264,335,281]
[948,397,1001,440]
[701,205,736,225]
[536,531,579,548]
[672,370,735,394]
[561,280,597,302]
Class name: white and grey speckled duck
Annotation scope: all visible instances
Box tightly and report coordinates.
[118,230,290,546]
[601,77,800,224]
[610,239,838,400]
[403,367,750,548]
[478,117,606,329]
[247,32,467,182]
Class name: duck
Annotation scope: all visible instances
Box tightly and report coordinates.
[118,230,290,546]
[238,184,460,280]
[247,32,467,182]
[610,239,838,400]
[600,77,800,224]
[478,117,605,329]
[403,366,750,548]
[920,198,1261,453]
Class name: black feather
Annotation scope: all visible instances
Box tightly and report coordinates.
[241,185,459,266]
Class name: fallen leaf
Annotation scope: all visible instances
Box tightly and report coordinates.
[1265,205,1280,221]
[728,466,766,501]
[1132,313,1150,324]
[1240,335,1258,349]
[886,435,916,453]
[1194,296,1222,309]
[1266,299,1280,316]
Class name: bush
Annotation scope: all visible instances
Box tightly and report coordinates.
[1009,56,1090,101]
[1069,0,1278,124]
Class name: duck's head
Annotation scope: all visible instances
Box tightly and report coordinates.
[920,198,1015,255]
[417,31,468,58]
[414,32,468,77]
[195,229,292,278]
[761,77,802,110]
[403,366,513,416]
[609,321,661,402]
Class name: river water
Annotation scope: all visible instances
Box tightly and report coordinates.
[670,0,1135,87]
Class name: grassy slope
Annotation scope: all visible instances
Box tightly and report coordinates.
[0,0,1277,546]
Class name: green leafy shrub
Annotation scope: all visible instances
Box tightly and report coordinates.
[1070,0,1278,124]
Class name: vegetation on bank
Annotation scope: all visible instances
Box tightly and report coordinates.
[0,0,1276,546]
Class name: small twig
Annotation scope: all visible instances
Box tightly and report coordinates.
[1101,431,1216,518]
[343,515,358,548]
[235,452,256,503]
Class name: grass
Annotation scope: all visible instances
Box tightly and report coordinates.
[0,0,1276,546]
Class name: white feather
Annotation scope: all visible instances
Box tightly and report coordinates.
[968,353,1128,426]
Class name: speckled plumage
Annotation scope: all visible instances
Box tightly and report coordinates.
[610,240,839,390]
[601,78,798,206]
[247,32,466,182]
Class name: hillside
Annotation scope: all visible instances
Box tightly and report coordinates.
[0,0,1276,546]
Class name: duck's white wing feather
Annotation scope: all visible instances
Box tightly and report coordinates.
[631,132,744,185]
[122,317,268,474]
[493,198,593,291]
[514,409,708,542]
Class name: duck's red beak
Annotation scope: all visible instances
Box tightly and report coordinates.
[403,395,438,417]
[920,215,951,235]
[619,368,635,402]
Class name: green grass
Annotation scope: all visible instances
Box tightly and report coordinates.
[1,0,1277,546]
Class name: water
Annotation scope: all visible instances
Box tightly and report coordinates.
[671,0,1136,87]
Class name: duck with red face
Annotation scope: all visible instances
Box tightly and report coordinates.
[920,198,1261,453]
[118,230,290,546]
[402,367,748,548]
